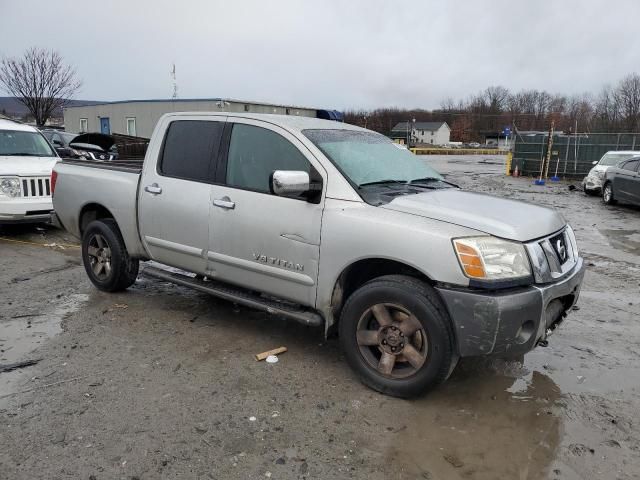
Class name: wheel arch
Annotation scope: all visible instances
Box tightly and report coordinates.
[326,257,437,334]
[79,202,116,235]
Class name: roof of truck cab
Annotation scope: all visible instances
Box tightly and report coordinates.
[162,112,365,133]
[0,119,39,132]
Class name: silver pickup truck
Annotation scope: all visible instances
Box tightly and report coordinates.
[52,112,585,397]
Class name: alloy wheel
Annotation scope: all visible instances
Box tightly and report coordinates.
[87,233,112,280]
[356,303,428,379]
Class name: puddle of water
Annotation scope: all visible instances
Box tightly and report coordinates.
[599,229,640,254]
[0,293,89,397]
[381,359,563,479]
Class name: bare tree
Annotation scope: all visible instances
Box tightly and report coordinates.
[0,47,81,126]
[484,86,510,113]
[615,73,640,132]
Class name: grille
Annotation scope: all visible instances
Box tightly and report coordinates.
[548,232,569,265]
[21,177,51,198]
[526,226,578,283]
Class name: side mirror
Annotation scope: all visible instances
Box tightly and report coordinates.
[592,161,598,165]
[271,170,310,196]
[270,170,321,200]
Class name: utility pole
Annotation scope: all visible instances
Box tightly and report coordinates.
[170,63,178,99]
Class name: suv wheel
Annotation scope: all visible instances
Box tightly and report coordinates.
[339,275,456,398]
[602,182,616,205]
[82,219,139,292]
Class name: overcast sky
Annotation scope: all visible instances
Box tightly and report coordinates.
[1,0,639,110]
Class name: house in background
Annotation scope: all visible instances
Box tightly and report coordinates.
[390,121,450,146]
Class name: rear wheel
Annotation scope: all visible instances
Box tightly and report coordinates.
[339,275,456,398]
[603,182,616,205]
[82,219,139,292]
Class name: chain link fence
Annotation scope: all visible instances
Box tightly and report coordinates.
[512,132,640,179]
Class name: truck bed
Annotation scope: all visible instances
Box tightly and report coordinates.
[60,158,144,174]
[53,158,147,258]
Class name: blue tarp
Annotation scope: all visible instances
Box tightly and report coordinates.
[317,110,344,122]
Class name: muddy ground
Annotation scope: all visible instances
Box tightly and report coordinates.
[0,155,639,480]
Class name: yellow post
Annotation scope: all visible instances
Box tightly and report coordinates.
[505,152,513,176]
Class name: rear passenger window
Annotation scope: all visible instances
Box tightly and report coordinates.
[622,159,639,172]
[160,120,223,182]
[225,124,310,192]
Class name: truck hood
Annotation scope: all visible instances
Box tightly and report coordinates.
[69,133,115,152]
[0,156,59,177]
[381,189,566,242]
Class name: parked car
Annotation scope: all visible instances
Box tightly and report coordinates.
[582,150,639,195]
[602,156,640,207]
[41,129,83,158]
[0,119,58,224]
[52,113,585,397]
[67,133,118,161]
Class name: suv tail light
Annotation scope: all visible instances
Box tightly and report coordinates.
[51,170,58,195]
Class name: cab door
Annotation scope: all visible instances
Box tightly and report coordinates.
[615,158,640,203]
[138,117,225,273]
[207,120,326,306]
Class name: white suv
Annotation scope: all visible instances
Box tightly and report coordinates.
[0,119,59,224]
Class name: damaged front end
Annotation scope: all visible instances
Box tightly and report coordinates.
[435,226,585,357]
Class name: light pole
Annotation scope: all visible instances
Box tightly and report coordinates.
[406,118,416,147]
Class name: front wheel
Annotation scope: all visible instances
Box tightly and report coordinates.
[81,219,139,292]
[602,182,616,205]
[339,275,456,398]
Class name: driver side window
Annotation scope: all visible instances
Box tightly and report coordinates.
[225,123,310,193]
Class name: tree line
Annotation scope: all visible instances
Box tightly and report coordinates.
[344,73,640,143]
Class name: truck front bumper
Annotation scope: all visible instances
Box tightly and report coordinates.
[435,257,585,357]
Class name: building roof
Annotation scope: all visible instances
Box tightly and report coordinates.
[63,97,320,112]
[391,121,449,132]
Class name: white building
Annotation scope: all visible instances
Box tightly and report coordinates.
[63,98,337,138]
[391,121,450,146]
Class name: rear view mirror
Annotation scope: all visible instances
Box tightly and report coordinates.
[592,161,598,165]
[52,139,63,146]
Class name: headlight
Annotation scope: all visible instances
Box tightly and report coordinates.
[0,177,22,197]
[596,170,605,179]
[453,236,531,280]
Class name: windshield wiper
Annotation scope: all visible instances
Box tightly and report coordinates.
[358,179,406,188]
[408,176,458,188]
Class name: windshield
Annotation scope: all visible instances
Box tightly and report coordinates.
[303,129,443,187]
[599,152,638,166]
[0,130,56,157]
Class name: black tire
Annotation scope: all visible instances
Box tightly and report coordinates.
[81,219,139,292]
[602,182,616,205]
[339,275,456,398]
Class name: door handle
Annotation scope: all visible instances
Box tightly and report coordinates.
[144,183,162,194]
[213,196,235,209]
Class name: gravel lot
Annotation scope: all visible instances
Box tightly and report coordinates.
[1,155,639,480]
